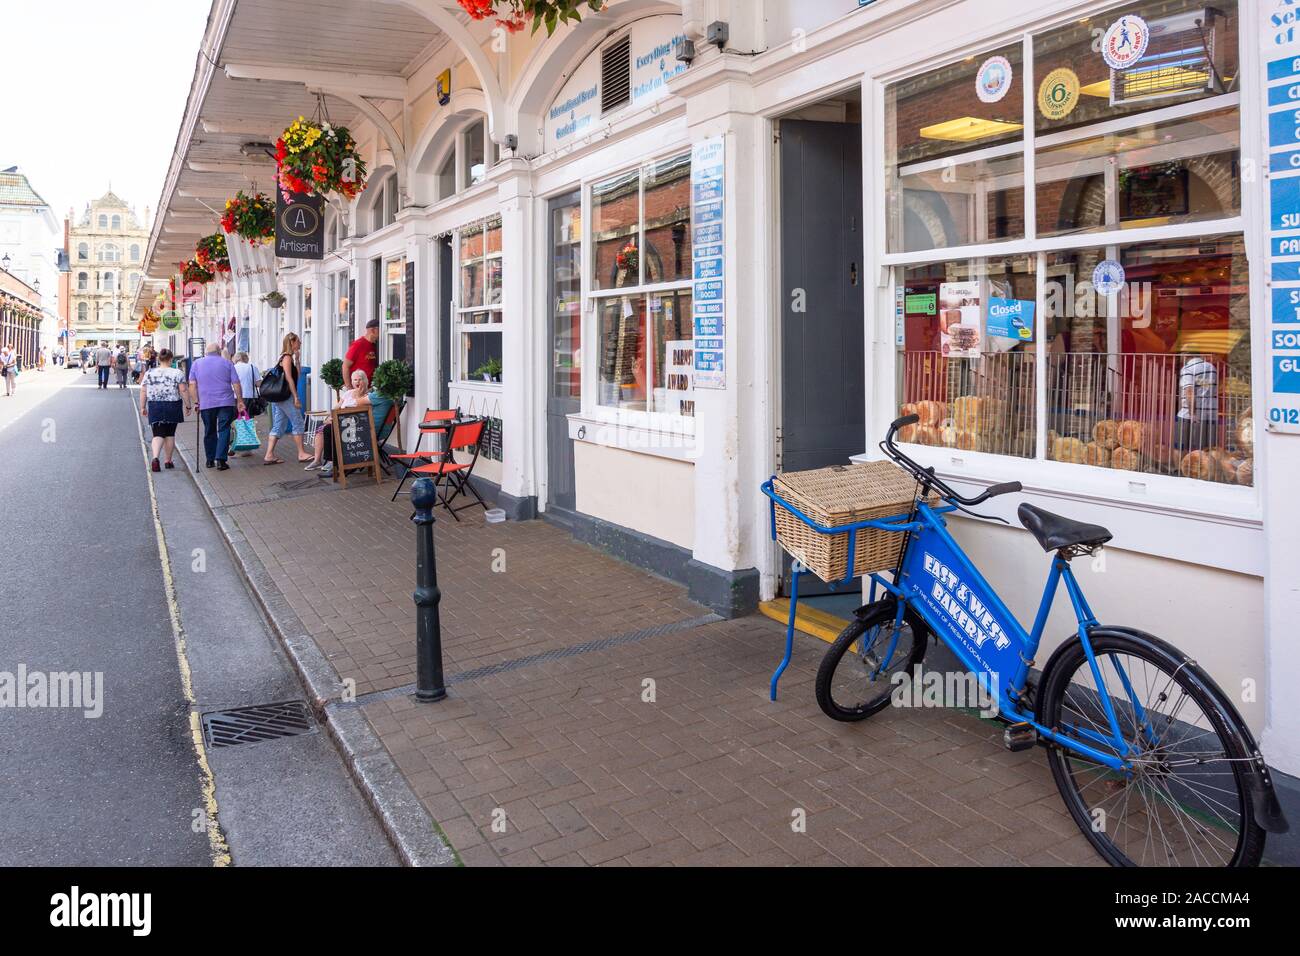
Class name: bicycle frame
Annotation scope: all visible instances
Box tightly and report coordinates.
[761,480,1142,774]
[876,499,1140,771]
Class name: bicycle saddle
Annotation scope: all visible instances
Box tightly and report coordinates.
[1017,503,1112,553]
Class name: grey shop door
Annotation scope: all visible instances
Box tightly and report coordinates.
[547,191,582,511]
[779,119,865,595]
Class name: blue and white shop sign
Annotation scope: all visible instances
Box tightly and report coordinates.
[1266,0,1300,432]
[543,16,689,152]
[692,136,726,389]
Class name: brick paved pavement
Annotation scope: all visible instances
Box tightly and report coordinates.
[176,427,1099,866]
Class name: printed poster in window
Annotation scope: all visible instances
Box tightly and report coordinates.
[691,136,725,389]
[938,281,981,358]
[662,340,695,417]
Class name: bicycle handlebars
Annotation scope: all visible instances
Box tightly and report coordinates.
[882,414,1022,508]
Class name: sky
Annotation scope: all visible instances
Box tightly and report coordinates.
[0,0,212,225]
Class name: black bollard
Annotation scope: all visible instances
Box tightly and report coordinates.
[411,476,447,702]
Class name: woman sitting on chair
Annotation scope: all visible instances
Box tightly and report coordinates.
[306,369,372,477]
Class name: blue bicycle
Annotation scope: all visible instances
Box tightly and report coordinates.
[793,415,1289,866]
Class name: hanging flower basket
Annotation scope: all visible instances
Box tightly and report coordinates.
[195,232,231,273]
[221,191,275,243]
[179,258,215,286]
[275,116,367,202]
[458,0,605,34]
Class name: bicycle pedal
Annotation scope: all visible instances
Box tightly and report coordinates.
[1003,722,1037,752]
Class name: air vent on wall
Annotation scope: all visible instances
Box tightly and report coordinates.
[601,33,632,115]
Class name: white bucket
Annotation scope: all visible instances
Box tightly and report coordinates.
[484,508,506,524]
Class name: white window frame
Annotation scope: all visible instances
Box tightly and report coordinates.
[97,243,121,263]
[875,15,1254,521]
[382,254,407,363]
[581,151,697,437]
[453,217,503,384]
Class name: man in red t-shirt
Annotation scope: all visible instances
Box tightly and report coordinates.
[343,318,380,387]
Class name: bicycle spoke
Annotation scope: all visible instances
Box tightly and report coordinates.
[1050,643,1252,867]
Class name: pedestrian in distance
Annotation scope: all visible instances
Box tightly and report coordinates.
[37,347,47,372]
[0,344,17,396]
[188,342,245,471]
[263,332,311,466]
[79,346,90,374]
[231,351,262,457]
[114,347,129,388]
[139,348,188,472]
[95,342,113,389]
[342,318,381,391]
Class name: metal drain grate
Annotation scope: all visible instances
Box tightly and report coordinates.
[201,700,317,749]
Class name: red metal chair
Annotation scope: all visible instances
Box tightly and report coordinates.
[389,407,459,501]
[406,418,488,520]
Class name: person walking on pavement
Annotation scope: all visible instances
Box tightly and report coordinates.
[79,346,90,374]
[231,351,261,458]
[37,348,47,372]
[263,332,311,466]
[139,348,189,472]
[1,344,17,396]
[114,346,130,388]
[188,342,245,471]
[95,342,113,389]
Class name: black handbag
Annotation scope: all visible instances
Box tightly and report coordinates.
[259,362,291,403]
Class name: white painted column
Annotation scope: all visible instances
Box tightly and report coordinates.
[676,68,768,582]
[405,216,436,454]
[497,162,539,506]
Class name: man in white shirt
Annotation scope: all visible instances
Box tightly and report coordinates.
[95,343,114,390]
[1177,355,1218,451]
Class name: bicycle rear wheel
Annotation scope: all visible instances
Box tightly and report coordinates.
[815,601,928,722]
[1039,631,1265,867]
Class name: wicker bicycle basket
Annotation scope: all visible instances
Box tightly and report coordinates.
[772,460,931,582]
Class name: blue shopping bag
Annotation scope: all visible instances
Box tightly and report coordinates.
[230,412,261,452]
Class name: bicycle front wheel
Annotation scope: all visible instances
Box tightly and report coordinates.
[1039,631,1265,867]
[815,601,928,722]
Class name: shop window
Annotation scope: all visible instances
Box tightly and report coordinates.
[886,42,1026,253]
[456,219,503,382]
[463,120,487,187]
[436,149,456,200]
[384,256,407,365]
[303,285,313,365]
[887,0,1248,490]
[590,155,694,414]
[333,273,351,358]
[897,256,1038,457]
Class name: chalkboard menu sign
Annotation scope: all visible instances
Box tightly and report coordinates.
[404,260,416,396]
[331,406,382,487]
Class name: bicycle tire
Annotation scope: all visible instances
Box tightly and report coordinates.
[814,601,929,723]
[1038,630,1265,867]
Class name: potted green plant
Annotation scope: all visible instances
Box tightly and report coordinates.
[320,357,344,397]
[473,357,502,383]
[372,359,414,402]
[262,290,286,309]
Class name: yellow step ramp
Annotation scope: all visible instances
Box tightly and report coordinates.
[757,598,852,645]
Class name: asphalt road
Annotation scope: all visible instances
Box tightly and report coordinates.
[0,373,211,865]
[0,372,397,865]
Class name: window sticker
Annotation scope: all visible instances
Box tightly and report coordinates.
[1101,15,1150,71]
[976,56,1013,104]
